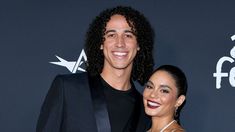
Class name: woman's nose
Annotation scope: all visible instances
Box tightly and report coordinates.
[150,90,158,98]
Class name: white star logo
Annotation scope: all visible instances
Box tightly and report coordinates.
[50,49,87,73]
[232,35,235,41]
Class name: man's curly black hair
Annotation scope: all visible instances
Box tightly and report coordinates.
[85,6,154,85]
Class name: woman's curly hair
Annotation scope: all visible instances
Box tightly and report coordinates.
[85,6,154,85]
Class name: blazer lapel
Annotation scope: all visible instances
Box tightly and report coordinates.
[88,74,111,132]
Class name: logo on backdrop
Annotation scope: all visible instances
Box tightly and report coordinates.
[50,49,87,73]
[213,35,235,89]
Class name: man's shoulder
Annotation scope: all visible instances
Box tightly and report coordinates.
[51,72,93,93]
[55,72,88,81]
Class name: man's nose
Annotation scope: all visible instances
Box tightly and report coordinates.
[116,35,125,48]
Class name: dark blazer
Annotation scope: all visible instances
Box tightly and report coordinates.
[36,72,150,132]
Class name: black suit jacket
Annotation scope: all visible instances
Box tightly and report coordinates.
[36,72,150,132]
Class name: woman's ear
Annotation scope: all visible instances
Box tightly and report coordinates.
[175,95,186,107]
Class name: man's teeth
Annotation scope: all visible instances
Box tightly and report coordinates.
[113,52,127,56]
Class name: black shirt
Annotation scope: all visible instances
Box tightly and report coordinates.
[100,76,140,132]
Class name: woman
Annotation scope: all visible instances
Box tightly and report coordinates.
[143,65,187,132]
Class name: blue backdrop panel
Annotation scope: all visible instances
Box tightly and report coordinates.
[0,0,234,132]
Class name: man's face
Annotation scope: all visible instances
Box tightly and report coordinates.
[101,14,139,71]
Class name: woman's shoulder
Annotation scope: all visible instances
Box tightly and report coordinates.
[170,128,185,132]
[146,127,185,132]
[166,123,185,132]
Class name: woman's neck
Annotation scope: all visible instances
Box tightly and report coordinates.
[150,116,175,132]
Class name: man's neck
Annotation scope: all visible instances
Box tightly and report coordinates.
[101,68,132,91]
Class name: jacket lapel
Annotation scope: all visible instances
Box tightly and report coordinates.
[88,74,111,132]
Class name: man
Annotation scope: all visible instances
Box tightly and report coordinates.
[37,6,154,132]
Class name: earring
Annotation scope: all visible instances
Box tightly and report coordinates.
[174,107,178,118]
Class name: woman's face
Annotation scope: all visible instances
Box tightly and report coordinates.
[143,70,185,118]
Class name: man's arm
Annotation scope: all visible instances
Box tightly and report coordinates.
[36,75,64,132]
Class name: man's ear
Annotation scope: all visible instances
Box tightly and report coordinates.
[100,44,103,50]
[175,95,186,107]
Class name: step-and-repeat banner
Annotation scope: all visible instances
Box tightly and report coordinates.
[0,0,234,132]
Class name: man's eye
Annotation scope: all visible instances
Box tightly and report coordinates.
[125,34,133,38]
[107,34,115,38]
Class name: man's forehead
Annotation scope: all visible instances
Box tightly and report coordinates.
[105,28,133,33]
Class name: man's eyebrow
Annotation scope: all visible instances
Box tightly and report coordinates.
[105,29,134,34]
[105,30,116,34]
[124,30,134,34]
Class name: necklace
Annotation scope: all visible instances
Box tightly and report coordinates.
[149,120,176,132]
[160,120,176,132]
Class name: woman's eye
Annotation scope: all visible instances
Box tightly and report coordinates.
[145,84,153,89]
[160,89,169,93]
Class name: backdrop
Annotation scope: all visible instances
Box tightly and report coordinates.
[0,0,235,132]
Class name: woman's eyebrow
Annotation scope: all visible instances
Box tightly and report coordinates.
[147,80,154,86]
[159,84,172,90]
